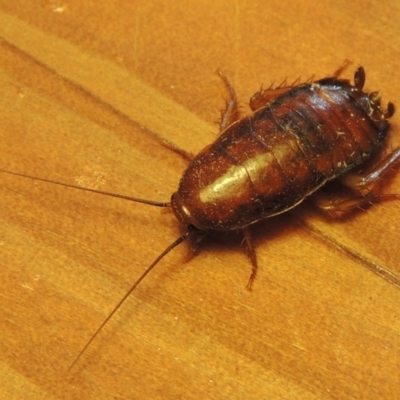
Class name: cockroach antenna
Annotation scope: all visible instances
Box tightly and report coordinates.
[0,168,170,207]
[0,168,193,369]
[68,230,191,370]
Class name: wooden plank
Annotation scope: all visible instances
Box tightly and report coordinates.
[0,1,399,399]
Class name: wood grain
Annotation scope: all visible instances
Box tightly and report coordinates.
[1,1,399,399]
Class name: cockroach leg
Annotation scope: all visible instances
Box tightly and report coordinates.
[243,227,258,291]
[249,60,353,112]
[217,69,239,132]
[313,192,400,217]
[184,230,208,262]
[331,59,353,79]
[304,74,315,84]
[340,146,400,194]
[314,147,400,216]
[249,75,309,111]
[161,138,194,161]
[250,85,292,111]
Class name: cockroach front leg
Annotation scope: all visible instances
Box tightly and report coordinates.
[243,227,258,291]
[184,230,208,262]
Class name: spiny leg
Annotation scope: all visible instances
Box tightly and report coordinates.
[249,79,298,112]
[249,60,353,112]
[315,146,400,216]
[340,147,400,194]
[313,192,400,217]
[184,230,208,262]
[243,227,258,291]
[161,139,193,162]
[331,59,353,79]
[249,74,315,111]
[217,70,239,132]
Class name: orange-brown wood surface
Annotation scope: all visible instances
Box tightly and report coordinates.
[1,2,400,399]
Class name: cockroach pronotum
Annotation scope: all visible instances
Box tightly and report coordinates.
[2,63,400,368]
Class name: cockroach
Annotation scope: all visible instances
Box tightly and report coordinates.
[2,63,400,369]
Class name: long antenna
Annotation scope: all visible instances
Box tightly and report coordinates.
[0,168,169,207]
[69,230,191,370]
[0,167,190,368]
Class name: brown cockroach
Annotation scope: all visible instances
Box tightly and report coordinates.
[2,64,400,368]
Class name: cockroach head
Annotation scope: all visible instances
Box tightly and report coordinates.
[170,191,204,230]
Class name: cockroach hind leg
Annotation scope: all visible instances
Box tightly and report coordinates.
[332,59,353,79]
[314,147,400,217]
[217,69,239,132]
[340,146,400,195]
[249,78,302,112]
[249,60,353,112]
[313,191,400,218]
[243,227,258,291]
